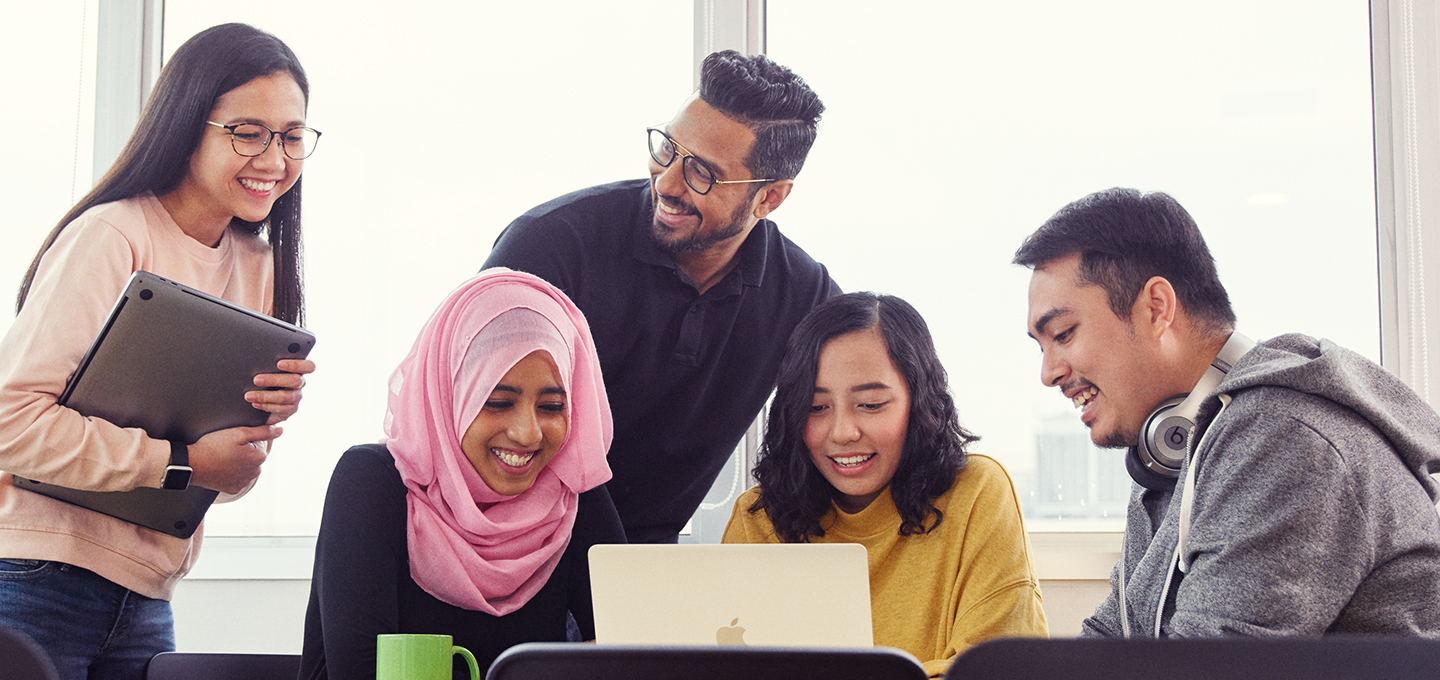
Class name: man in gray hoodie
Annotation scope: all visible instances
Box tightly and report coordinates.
[1015,187,1440,637]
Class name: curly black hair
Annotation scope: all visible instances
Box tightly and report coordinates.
[749,292,978,542]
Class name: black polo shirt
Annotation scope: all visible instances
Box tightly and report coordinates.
[483,179,839,543]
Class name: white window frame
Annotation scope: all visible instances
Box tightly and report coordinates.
[92,0,163,184]
[1373,0,1440,405]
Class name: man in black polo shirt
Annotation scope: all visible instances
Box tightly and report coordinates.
[482,50,838,543]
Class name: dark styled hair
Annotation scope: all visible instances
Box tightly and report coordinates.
[749,292,977,542]
[1012,188,1235,335]
[698,50,824,183]
[17,23,308,324]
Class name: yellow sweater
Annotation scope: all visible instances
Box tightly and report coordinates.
[722,454,1048,677]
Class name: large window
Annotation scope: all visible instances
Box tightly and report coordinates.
[5,2,1383,537]
[1,2,98,337]
[160,1,692,535]
[767,1,1378,529]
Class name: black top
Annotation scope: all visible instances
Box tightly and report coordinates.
[298,444,625,680]
[483,180,839,543]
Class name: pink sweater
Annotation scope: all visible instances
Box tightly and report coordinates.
[0,193,273,599]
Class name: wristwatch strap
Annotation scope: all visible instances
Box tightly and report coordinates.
[162,440,193,490]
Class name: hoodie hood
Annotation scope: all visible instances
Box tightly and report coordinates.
[1214,333,1440,501]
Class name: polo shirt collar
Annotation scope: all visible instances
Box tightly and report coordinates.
[631,183,770,291]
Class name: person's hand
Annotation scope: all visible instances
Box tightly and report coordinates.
[187,425,280,494]
[246,358,316,425]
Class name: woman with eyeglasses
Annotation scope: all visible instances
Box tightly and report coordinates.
[723,292,1049,677]
[298,269,625,680]
[0,23,318,679]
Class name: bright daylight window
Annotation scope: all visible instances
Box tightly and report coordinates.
[4,2,1378,537]
[1,2,98,341]
[160,1,690,535]
[767,1,1378,530]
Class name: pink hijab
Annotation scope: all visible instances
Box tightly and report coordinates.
[383,268,612,615]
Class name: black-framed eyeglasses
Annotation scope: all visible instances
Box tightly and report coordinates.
[207,121,322,160]
[646,128,774,195]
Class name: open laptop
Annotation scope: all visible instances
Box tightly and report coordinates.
[589,543,873,647]
[11,270,315,538]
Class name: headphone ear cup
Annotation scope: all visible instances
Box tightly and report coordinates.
[1126,445,1178,491]
[1122,336,1251,494]
[1128,395,1188,490]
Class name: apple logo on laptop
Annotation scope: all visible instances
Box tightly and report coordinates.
[716,618,747,645]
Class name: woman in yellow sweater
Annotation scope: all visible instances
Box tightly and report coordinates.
[723,292,1047,677]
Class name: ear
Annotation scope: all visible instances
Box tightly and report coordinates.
[1132,276,1178,337]
[751,179,795,220]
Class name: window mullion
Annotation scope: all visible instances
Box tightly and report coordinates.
[93,0,164,185]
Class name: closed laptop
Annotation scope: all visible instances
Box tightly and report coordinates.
[12,270,315,538]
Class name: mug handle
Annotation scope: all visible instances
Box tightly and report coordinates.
[453,645,480,680]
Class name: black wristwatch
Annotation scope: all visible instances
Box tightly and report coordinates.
[161,440,193,491]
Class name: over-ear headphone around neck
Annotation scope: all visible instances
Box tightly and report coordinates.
[1125,332,1255,491]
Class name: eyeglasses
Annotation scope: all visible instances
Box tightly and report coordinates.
[207,121,322,160]
[646,128,774,195]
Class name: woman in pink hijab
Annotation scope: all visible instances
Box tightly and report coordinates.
[298,269,624,679]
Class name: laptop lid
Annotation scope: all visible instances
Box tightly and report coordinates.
[589,543,873,647]
[12,270,316,538]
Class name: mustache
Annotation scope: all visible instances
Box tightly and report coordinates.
[649,179,697,214]
[657,194,696,213]
[1061,378,1098,395]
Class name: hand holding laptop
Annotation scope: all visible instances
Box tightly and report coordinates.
[246,357,316,425]
[15,270,318,538]
[190,355,313,494]
[188,423,279,495]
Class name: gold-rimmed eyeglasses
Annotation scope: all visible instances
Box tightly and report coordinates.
[207,121,322,160]
[646,128,773,195]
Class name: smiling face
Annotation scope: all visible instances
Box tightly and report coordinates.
[1027,254,1174,448]
[647,95,766,254]
[160,72,307,245]
[804,326,911,514]
[460,350,569,496]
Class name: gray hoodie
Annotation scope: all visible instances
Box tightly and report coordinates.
[1082,333,1440,637]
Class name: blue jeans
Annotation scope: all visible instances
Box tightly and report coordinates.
[0,559,174,680]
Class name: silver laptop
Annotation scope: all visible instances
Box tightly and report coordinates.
[589,543,873,647]
[12,270,315,538]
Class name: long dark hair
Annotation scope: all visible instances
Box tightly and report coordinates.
[749,292,978,542]
[16,23,308,324]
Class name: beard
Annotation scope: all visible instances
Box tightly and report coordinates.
[649,186,752,255]
[1095,428,1134,449]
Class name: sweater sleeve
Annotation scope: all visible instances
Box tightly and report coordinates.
[303,445,410,680]
[0,215,170,490]
[1078,560,1126,637]
[566,484,627,640]
[930,458,1048,677]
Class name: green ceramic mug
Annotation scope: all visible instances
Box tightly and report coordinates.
[376,634,480,680]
